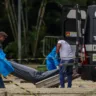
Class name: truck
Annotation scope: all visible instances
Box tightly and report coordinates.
[43,4,96,82]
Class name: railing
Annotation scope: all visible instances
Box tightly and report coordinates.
[43,36,59,57]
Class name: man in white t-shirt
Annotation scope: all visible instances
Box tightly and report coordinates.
[56,36,74,88]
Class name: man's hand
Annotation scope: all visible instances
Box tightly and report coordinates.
[59,64,63,66]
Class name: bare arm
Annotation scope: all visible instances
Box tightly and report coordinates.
[56,43,61,54]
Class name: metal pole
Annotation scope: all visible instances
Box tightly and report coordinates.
[75,4,79,64]
[18,0,21,63]
[61,8,64,36]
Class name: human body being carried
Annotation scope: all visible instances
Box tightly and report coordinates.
[46,46,60,70]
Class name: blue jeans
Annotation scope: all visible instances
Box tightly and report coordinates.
[0,76,5,88]
[59,59,74,88]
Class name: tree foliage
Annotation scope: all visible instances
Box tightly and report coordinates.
[0,0,95,58]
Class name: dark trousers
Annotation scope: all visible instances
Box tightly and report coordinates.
[0,76,5,88]
[59,59,74,88]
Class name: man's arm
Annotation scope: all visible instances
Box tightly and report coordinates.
[56,43,61,54]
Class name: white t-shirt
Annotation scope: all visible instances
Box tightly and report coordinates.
[58,40,74,60]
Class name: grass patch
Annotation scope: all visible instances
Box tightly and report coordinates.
[37,65,47,72]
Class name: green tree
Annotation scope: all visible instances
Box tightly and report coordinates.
[1,0,90,59]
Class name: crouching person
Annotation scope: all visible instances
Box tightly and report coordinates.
[46,46,60,71]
